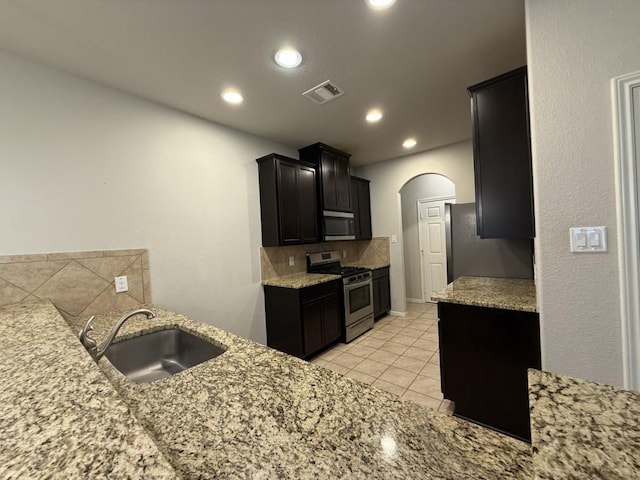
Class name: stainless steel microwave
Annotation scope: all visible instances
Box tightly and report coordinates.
[323,210,355,241]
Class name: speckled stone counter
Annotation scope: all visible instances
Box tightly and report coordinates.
[344,262,391,270]
[0,301,178,479]
[432,276,537,312]
[261,272,340,288]
[528,370,640,480]
[68,306,532,480]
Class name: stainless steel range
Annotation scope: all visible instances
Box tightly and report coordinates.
[307,251,374,342]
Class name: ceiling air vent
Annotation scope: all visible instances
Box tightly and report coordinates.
[302,80,345,105]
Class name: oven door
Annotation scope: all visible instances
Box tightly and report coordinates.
[344,279,374,325]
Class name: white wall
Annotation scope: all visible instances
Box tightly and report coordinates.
[526,0,640,387]
[356,140,474,314]
[0,50,297,343]
[400,174,455,301]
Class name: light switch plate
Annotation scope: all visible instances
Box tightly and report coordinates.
[115,275,129,293]
[391,234,397,243]
[288,256,295,267]
[570,226,607,253]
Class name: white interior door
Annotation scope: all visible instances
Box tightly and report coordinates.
[418,198,453,302]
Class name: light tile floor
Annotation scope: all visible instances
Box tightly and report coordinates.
[310,302,454,415]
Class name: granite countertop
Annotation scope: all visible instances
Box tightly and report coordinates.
[262,272,341,289]
[528,369,640,480]
[261,264,390,289]
[344,262,391,270]
[0,301,178,479]
[68,305,532,479]
[431,276,537,312]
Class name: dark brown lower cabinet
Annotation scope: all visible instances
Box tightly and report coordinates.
[264,280,341,359]
[438,302,541,442]
[372,267,391,319]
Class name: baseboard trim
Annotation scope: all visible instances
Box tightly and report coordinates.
[390,310,406,317]
[406,298,424,304]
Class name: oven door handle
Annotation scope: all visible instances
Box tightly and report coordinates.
[344,279,372,291]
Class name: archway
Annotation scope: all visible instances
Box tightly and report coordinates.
[399,174,455,303]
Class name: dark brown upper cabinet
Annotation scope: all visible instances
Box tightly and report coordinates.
[256,153,319,247]
[468,66,535,239]
[351,176,372,240]
[299,143,352,213]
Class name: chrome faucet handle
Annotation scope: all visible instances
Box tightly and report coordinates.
[78,315,98,351]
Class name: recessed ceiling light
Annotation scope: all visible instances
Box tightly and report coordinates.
[402,138,417,149]
[221,89,244,105]
[366,0,397,10]
[274,48,303,68]
[366,109,383,123]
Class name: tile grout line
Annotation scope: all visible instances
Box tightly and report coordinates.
[313,305,449,411]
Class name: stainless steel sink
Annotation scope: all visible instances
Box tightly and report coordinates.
[105,328,225,383]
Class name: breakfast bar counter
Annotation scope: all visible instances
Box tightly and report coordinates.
[82,306,532,479]
[2,300,638,479]
[3,300,532,479]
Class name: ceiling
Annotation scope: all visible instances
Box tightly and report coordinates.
[0,0,526,166]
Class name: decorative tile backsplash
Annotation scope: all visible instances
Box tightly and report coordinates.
[0,249,150,322]
[260,237,390,281]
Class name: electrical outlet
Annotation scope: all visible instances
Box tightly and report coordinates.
[342,250,347,258]
[288,256,295,267]
[115,275,129,293]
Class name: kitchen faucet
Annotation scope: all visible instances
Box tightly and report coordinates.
[78,308,157,360]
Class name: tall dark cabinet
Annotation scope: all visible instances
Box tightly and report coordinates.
[299,143,352,213]
[350,176,372,240]
[468,66,534,239]
[256,153,318,247]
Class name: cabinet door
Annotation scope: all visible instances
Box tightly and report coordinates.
[322,294,341,344]
[373,269,390,319]
[379,275,390,313]
[351,178,372,240]
[334,154,352,211]
[351,178,362,239]
[437,303,482,417]
[321,150,338,211]
[372,278,382,318]
[302,299,325,356]
[470,67,534,239]
[470,309,540,441]
[277,161,301,244]
[298,165,319,243]
[357,180,372,239]
[264,285,304,358]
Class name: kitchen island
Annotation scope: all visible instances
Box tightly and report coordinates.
[432,276,539,441]
[2,300,531,479]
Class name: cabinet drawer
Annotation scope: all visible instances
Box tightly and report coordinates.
[372,266,389,280]
[301,280,340,304]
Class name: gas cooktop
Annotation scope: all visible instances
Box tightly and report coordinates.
[306,251,371,278]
